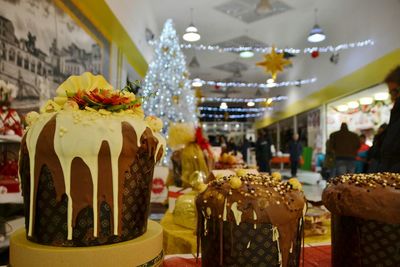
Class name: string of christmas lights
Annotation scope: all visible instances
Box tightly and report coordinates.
[200,96,288,103]
[200,113,264,119]
[178,39,374,54]
[194,77,317,89]
[198,106,272,112]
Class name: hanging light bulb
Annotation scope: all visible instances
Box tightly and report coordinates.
[266,78,277,88]
[183,8,201,42]
[374,92,389,101]
[359,97,373,105]
[347,101,359,109]
[337,105,349,112]
[247,101,255,107]
[267,78,274,84]
[220,102,228,110]
[192,78,203,87]
[239,51,254,58]
[307,9,326,43]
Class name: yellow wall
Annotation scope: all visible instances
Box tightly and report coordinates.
[65,0,148,77]
[255,48,400,129]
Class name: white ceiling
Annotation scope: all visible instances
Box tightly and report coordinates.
[108,0,400,119]
[147,0,318,99]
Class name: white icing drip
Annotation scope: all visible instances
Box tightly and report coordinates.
[202,210,208,236]
[222,197,228,221]
[290,242,293,253]
[272,226,282,267]
[253,210,257,230]
[25,110,165,240]
[153,132,166,162]
[247,240,251,249]
[230,202,242,226]
[25,113,55,236]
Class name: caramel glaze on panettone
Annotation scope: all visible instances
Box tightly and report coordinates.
[19,111,165,246]
[196,174,306,267]
[322,172,400,224]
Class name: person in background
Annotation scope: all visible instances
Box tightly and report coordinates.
[227,137,237,153]
[255,130,272,174]
[322,138,335,180]
[330,123,360,176]
[219,135,228,154]
[241,136,250,163]
[249,136,255,148]
[380,65,400,172]
[288,133,303,177]
[367,123,387,173]
[355,134,370,173]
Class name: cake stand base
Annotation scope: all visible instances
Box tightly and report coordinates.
[10,220,163,267]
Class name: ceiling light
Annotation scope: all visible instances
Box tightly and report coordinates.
[374,92,389,101]
[183,25,200,42]
[192,78,203,87]
[266,82,277,88]
[239,51,254,58]
[235,123,240,129]
[183,9,200,42]
[266,98,273,105]
[337,105,348,112]
[359,97,373,105]
[247,101,255,107]
[220,102,228,110]
[267,78,275,84]
[308,25,326,42]
[307,9,326,43]
[347,101,359,109]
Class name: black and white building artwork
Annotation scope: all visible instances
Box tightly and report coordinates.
[0,0,110,112]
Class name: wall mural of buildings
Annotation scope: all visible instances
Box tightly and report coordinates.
[0,0,109,112]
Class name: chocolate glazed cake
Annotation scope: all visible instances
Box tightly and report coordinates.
[19,109,165,247]
[323,173,400,267]
[196,174,306,267]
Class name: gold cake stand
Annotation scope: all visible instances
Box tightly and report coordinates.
[10,220,163,267]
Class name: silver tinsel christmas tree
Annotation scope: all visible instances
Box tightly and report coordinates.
[142,19,198,130]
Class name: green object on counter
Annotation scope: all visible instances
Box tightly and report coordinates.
[301,146,313,171]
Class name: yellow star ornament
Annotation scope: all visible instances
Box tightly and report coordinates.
[256,47,292,80]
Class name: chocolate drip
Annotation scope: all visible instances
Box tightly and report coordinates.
[118,122,139,234]
[70,157,93,229]
[33,116,65,201]
[98,141,114,233]
[22,116,65,234]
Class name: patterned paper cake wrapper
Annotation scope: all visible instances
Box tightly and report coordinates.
[199,218,302,267]
[20,147,156,247]
[331,215,400,267]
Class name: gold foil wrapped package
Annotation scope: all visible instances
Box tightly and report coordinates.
[173,191,197,230]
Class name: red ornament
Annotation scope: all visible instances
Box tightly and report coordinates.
[311,50,319,58]
[195,127,213,158]
[214,85,220,90]
[152,178,165,194]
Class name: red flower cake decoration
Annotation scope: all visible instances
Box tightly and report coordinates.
[68,88,142,112]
